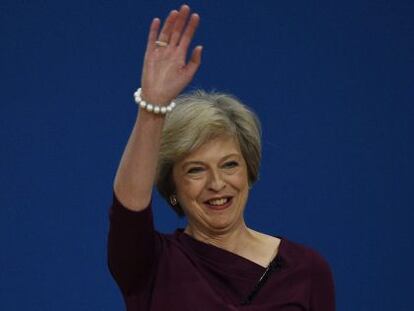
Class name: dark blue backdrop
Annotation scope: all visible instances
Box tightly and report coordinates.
[1,0,413,310]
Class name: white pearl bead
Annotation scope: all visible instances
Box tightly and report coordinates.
[133,87,176,115]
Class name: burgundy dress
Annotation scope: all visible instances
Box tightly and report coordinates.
[108,193,335,310]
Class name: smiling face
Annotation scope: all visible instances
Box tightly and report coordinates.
[172,136,250,235]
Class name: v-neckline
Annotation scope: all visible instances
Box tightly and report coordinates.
[175,229,285,279]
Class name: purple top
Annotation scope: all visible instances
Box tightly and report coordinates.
[108,193,335,310]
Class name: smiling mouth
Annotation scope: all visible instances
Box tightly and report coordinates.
[204,197,233,210]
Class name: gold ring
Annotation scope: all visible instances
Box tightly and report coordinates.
[155,40,168,47]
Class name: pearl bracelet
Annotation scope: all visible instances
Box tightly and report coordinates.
[133,88,176,115]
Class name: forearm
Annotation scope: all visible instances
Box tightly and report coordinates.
[113,5,200,211]
[113,109,165,211]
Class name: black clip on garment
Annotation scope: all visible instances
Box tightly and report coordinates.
[240,257,284,305]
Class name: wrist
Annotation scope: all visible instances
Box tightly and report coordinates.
[134,88,176,115]
[139,88,173,106]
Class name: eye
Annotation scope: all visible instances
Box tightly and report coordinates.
[187,166,204,174]
[223,161,239,169]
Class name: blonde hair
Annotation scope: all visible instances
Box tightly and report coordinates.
[156,90,261,216]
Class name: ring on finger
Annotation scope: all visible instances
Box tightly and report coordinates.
[155,40,168,47]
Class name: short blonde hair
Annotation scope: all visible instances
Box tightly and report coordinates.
[156,90,261,216]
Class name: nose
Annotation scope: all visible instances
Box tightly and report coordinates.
[207,169,226,192]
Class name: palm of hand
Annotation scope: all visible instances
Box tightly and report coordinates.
[140,5,202,105]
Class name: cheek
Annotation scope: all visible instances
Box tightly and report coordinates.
[177,178,205,201]
[231,170,249,189]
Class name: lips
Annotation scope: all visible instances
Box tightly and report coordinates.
[204,197,233,210]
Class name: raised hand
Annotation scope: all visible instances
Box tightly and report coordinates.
[141,5,202,105]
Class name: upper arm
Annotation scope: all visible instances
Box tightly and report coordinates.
[107,192,161,296]
[309,250,336,311]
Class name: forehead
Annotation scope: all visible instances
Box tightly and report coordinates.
[179,136,242,163]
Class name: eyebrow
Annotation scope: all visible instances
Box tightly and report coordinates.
[181,153,241,170]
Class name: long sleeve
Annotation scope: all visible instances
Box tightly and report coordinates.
[107,192,160,297]
[309,251,336,311]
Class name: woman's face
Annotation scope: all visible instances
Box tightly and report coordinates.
[172,135,250,234]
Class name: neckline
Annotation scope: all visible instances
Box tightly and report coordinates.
[175,229,286,278]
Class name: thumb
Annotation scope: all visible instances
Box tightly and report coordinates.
[186,45,203,76]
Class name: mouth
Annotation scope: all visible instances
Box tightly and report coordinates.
[204,197,233,210]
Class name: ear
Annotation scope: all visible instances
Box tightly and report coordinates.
[169,194,178,206]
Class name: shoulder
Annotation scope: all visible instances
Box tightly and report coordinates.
[280,238,333,277]
[280,239,336,308]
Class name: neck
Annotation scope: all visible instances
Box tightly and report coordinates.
[184,220,255,255]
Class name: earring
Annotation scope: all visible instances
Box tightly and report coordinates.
[169,194,177,206]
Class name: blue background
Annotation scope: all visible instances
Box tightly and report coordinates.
[1,0,413,310]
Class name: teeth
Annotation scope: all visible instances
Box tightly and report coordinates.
[208,198,229,206]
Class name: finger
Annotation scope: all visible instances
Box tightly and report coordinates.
[158,10,178,43]
[170,5,191,46]
[178,13,200,54]
[186,45,203,76]
[146,18,161,53]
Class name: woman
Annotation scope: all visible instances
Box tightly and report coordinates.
[108,5,335,310]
